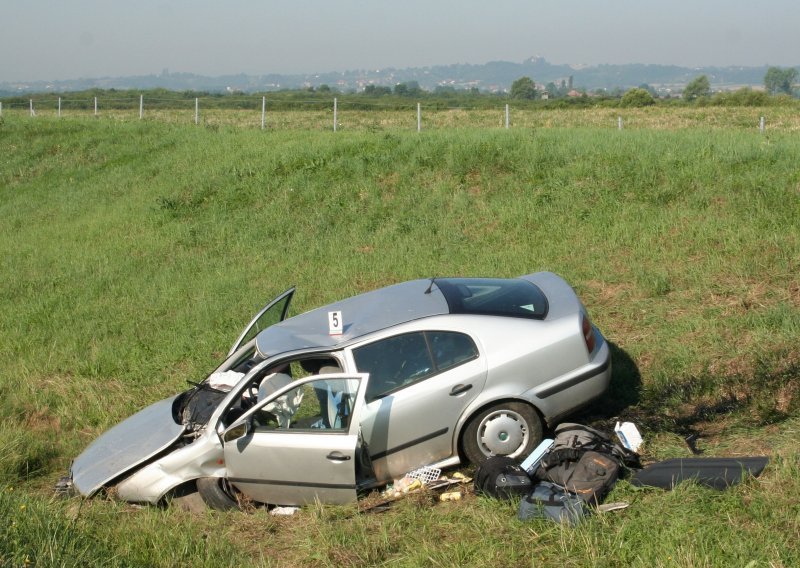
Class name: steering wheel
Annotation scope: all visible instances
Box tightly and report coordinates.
[242,382,260,409]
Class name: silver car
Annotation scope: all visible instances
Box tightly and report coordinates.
[68,272,611,509]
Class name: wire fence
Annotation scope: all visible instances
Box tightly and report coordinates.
[0,94,794,132]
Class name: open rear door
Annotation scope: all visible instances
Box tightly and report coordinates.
[221,373,369,506]
[228,287,295,357]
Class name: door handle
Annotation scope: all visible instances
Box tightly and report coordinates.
[450,383,473,396]
[326,451,352,462]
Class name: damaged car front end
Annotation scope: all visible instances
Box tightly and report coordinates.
[69,288,299,504]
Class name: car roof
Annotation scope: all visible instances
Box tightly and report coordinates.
[254,273,556,359]
[255,278,449,358]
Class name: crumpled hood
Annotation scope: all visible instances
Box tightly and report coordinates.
[71,395,185,497]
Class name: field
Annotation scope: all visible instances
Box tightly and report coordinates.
[0,109,798,566]
[6,100,800,132]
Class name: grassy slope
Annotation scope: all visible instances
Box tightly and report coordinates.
[0,116,798,566]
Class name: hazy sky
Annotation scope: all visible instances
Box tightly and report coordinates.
[4,1,799,82]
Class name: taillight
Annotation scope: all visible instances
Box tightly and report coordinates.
[582,314,596,353]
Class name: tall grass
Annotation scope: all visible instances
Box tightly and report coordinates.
[0,115,798,565]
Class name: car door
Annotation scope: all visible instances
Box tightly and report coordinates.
[228,287,295,357]
[220,373,369,506]
[350,331,488,480]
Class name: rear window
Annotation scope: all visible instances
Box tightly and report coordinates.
[435,278,549,319]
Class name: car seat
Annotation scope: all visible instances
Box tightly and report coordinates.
[315,365,353,429]
[258,372,303,428]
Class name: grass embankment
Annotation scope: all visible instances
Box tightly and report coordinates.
[0,116,798,566]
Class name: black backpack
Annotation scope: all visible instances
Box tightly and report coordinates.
[474,456,532,499]
[534,423,640,505]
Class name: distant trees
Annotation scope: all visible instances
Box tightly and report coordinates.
[764,67,798,95]
[433,85,457,95]
[510,76,537,100]
[620,87,655,107]
[638,83,658,97]
[394,81,421,97]
[363,84,392,96]
[683,75,711,101]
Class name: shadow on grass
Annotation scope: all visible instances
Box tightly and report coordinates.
[638,358,799,437]
[571,345,799,441]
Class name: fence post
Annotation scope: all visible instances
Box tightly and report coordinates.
[0,101,3,117]
[139,95,144,119]
[505,104,510,129]
[30,99,36,117]
[618,116,623,130]
[195,98,199,125]
[94,97,98,116]
[261,96,266,130]
[58,97,62,118]
[333,98,338,132]
[417,102,421,132]
[759,116,765,133]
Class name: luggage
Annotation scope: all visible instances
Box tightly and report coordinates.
[630,456,769,490]
[536,450,621,505]
[474,456,533,499]
[533,423,639,505]
[539,423,641,471]
[517,481,588,525]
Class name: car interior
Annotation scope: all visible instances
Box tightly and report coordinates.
[222,355,347,430]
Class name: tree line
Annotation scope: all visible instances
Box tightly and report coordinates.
[508,66,799,107]
[2,66,797,111]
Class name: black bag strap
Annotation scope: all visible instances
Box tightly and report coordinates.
[527,482,578,506]
[540,447,585,470]
[527,495,564,507]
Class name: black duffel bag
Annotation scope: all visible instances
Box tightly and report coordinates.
[474,456,532,499]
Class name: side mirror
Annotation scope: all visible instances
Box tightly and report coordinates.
[223,421,249,443]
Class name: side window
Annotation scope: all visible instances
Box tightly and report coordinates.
[353,333,433,402]
[353,331,478,402]
[254,377,359,432]
[428,331,478,371]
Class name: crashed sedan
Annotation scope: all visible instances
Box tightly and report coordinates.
[66,272,611,509]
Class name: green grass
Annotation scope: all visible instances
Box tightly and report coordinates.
[0,114,798,566]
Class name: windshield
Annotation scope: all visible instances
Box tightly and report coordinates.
[435,278,549,319]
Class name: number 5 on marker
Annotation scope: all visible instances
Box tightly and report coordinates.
[328,311,343,336]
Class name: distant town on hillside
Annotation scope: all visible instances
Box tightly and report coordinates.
[1,57,793,96]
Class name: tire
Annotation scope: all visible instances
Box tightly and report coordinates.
[196,477,240,511]
[461,401,543,465]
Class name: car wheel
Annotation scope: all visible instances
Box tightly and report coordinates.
[462,401,543,465]
[196,477,240,511]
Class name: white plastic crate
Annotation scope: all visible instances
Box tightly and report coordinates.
[406,466,442,485]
